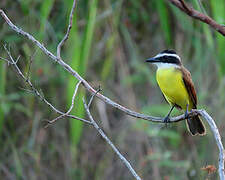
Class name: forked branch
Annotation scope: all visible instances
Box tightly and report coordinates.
[0,45,91,125]
[57,0,77,58]
[44,81,82,128]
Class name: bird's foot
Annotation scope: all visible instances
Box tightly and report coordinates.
[163,115,170,123]
[185,110,189,119]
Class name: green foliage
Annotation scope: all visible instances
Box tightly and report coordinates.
[19,0,31,15]
[101,36,115,80]
[155,0,172,45]
[39,0,55,39]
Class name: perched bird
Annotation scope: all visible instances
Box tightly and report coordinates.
[146,50,205,136]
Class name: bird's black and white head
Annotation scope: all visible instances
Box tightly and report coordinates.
[146,50,181,68]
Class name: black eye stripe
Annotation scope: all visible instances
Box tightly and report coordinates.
[158,56,180,64]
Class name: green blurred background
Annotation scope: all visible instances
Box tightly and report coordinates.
[0,0,225,179]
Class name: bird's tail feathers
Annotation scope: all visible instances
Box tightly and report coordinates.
[186,115,206,136]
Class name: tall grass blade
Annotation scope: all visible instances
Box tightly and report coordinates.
[155,0,172,45]
[39,0,55,40]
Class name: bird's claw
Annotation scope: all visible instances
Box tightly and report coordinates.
[163,115,170,123]
[185,110,189,119]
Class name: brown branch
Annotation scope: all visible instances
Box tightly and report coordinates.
[168,0,225,36]
[57,0,77,58]
[179,0,192,14]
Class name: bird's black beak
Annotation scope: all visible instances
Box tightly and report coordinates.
[146,57,159,63]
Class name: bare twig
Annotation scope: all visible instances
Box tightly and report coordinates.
[0,56,12,65]
[1,45,91,125]
[179,0,192,14]
[45,81,82,128]
[15,55,20,64]
[88,85,102,108]
[83,97,141,180]
[168,0,225,36]
[57,0,77,58]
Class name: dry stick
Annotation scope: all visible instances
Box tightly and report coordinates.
[0,46,91,125]
[57,0,77,58]
[179,0,192,13]
[168,0,225,36]
[83,97,141,180]
[45,81,82,128]
[0,9,225,179]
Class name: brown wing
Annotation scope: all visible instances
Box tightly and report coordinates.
[181,66,197,108]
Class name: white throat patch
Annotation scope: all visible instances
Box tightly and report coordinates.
[154,62,179,69]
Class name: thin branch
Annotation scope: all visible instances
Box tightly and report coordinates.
[168,0,225,36]
[1,45,91,125]
[0,56,12,65]
[15,55,20,64]
[83,97,141,180]
[57,0,77,58]
[67,81,81,113]
[45,81,82,128]
[88,85,102,108]
[0,10,57,61]
[179,0,192,13]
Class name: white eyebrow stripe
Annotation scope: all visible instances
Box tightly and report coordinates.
[154,53,181,60]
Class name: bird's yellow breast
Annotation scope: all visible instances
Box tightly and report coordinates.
[156,67,192,110]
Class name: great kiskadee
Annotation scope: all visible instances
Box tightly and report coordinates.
[146,50,205,136]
